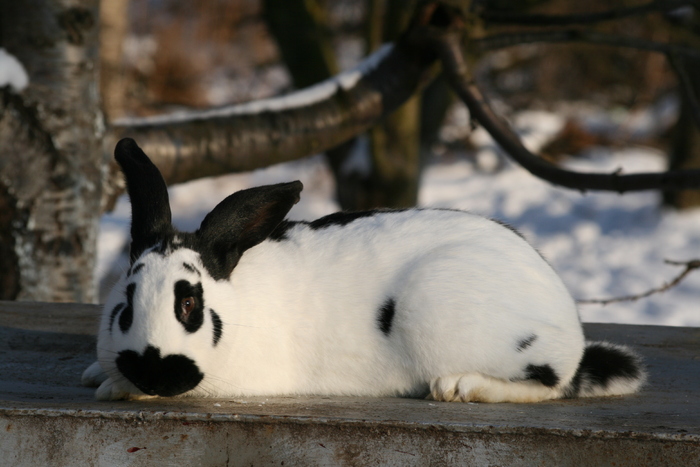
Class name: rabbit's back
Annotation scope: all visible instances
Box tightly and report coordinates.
[225,208,584,397]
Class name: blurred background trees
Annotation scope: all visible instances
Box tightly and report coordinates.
[100,0,700,207]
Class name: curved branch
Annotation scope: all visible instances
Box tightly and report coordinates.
[477,0,697,26]
[107,15,442,187]
[474,29,700,59]
[436,31,700,192]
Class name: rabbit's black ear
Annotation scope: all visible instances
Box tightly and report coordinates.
[196,181,303,280]
[114,138,173,262]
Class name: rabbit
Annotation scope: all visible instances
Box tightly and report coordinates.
[82,137,646,402]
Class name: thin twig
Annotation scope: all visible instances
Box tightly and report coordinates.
[477,0,697,26]
[577,259,700,305]
[474,29,700,60]
[433,30,700,192]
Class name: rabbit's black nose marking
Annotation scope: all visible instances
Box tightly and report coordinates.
[116,345,203,397]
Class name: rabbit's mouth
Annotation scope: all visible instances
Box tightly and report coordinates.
[116,345,203,397]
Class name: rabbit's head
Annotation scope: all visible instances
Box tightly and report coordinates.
[97,138,302,397]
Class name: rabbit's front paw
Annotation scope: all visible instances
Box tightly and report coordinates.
[81,361,108,387]
[95,377,133,401]
[95,377,159,401]
[429,373,486,402]
[429,373,559,403]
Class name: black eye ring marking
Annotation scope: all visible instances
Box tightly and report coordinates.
[174,280,204,333]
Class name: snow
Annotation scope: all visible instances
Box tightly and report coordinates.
[420,149,700,327]
[97,110,700,327]
[0,48,29,92]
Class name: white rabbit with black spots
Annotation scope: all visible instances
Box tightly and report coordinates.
[83,138,646,402]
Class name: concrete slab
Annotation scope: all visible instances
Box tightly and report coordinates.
[0,300,698,466]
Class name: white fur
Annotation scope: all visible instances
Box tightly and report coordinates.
[85,208,642,402]
[429,373,560,403]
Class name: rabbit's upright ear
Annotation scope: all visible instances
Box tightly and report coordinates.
[196,181,303,280]
[114,138,173,262]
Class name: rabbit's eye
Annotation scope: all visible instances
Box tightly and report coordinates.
[174,281,204,332]
[181,297,196,317]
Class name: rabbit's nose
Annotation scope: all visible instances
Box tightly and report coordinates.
[116,345,203,396]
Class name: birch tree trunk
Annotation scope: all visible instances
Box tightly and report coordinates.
[0,0,103,302]
[99,0,129,121]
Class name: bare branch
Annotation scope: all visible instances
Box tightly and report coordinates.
[477,0,697,26]
[435,30,700,192]
[578,259,700,305]
[106,7,447,188]
[476,30,700,130]
[474,29,700,60]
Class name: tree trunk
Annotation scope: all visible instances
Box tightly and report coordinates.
[262,0,338,89]
[362,0,423,209]
[664,15,700,209]
[0,0,103,302]
[263,0,363,211]
[264,0,428,210]
[99,0,130,121]
[664,85,700,208]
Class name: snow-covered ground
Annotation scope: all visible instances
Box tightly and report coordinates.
[97,111,700,327]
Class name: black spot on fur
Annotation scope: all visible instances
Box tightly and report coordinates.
[269,220,308,241]
[565,343,642,398]
[306,207,474,232]
[272,209,415,238]
[127,263,144,277]
[377,298,396,336]
[118,283,136,334]
[182,262,201,276]
[523,364,560,388]
[517,334,537,352]
[116,345,203,397]
[490,218,526,239]
[108,303,125,333]
[210,309,223,346]
[174,280,204,333]
[309,210,381,230]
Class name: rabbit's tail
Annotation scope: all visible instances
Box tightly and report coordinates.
[563,341,646,398]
